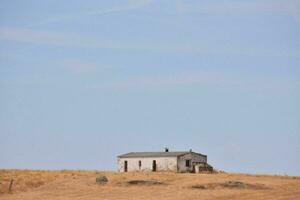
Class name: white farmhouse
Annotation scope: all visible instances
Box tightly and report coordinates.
[117,148,212,173]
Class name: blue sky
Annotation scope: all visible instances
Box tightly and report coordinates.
[0,0,300,175]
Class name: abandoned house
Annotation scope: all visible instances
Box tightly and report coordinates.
[117,148,213,173]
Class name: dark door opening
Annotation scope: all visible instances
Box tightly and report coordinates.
[186,159,191,167]
[138,160,142,170]
[152,160,156,172]
[124,160,128,172]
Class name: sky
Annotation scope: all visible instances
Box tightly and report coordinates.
[0,0,300,176]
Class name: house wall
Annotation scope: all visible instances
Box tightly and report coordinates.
[118,157,177,172]
[177,153,207,172]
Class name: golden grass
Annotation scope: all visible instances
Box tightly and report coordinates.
[0,170,299,200]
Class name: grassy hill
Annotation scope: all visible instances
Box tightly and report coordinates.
[1,170,299,199]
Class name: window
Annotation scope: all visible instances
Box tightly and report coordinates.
[185,160,191,167]
[139,160,142,167]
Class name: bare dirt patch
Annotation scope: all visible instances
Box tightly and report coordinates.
[127,180,164,186]
[191,180,270,190]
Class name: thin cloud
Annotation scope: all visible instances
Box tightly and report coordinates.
[31,0,153,26]
[0,27,126,49]
[86,70,300,94]
[60,59,98,73]
[0,27,299,58]
[176,0,300,23]
[87,71,225,90]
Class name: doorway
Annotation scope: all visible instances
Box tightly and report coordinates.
[124,160,128,172]
[152,160,156,172]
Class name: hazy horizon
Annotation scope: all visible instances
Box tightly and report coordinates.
[1,0,300,176]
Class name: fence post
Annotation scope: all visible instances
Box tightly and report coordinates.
[8,179,14,193]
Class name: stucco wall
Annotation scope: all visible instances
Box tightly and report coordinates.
[177,153,207,172]
[118,157,177,172]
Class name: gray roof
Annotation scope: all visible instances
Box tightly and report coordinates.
[118,151,206,158]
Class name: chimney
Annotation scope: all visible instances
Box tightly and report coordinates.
[165,147,169,152]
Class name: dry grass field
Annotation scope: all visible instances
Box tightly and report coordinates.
[0,170,300,200]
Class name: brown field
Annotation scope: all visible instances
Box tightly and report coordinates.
[0,170,300,200]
